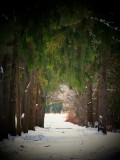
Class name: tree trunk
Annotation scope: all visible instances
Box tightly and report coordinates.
[40,92,45,128]
[98,53,107,134]
[35,83,41,126]
[22,66,30,133]
[0,54,12,140]
[29,71,36,131]
[0,76,3,140]
[34,69,44,127]
[16,56,21,136]
[8,39,18,136]
[35,90,45,128]
[86,82,93,127]
[2,55,12,139]
[95,86,99,122]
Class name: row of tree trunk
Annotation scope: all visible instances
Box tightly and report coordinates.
[86,53,120,134]
[86,53,107,134]
[64,53,108,134]
[0,42,45,141]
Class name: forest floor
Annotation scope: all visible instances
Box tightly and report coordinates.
[0,113,120,160]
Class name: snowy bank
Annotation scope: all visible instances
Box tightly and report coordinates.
[0,113,120,160]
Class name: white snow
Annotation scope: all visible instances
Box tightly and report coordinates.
[25,82,30,92]
[0,66,4,73]
[0,113,120,160]
[21,113,25,119]
[94,121,98,128]
[99,115,103,119]
[26,82,30,89]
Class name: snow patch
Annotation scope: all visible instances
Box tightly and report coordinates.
[21,113,25,119]
[0,114,120,160]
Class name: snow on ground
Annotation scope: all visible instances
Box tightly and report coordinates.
[0,113,120,160]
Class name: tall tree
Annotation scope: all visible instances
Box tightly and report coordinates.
[2,54,12,138]
[86,81,93,127]
[98,53,107,134]
[22,66,30,133]
[16,56,21,136]
[8,37,18,136]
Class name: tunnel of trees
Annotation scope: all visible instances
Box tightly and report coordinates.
[0,0,120,140]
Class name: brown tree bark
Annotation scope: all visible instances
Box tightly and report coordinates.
[94,86,99,123]
[40,92,45,128]
[0,54,11,140]
[34,69,45,128]
[86,82,93,127]
[2,55,12,139]
[0,74,3,140]
[22,66,30,133]
[8,39,18,136]
[29,71,36,131]
[0,57,3,140]
[16,56,21,136]
[35,83,41,126]
[98,53,107,134]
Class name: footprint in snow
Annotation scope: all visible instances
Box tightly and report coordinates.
[44,145,50,147]
[20,145,24,148]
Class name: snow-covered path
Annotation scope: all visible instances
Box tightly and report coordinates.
[0,113,120,160]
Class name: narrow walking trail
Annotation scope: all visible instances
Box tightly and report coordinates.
[0,113,120,160]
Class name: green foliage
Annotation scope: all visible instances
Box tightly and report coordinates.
[1,1,119,99]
